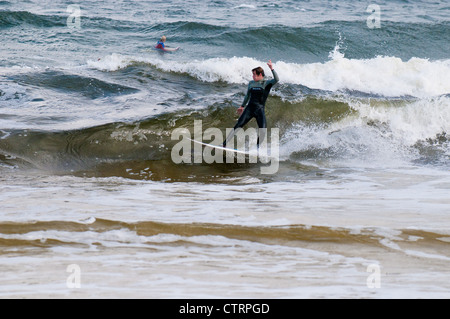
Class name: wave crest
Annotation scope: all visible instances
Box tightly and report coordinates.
[88,53,450,98]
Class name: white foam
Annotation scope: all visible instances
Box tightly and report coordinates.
[281,95,450,165]
[279,55,450,98]
[88,53,450,98]
[350,96,450,146]
[233,4,257,9]
[86,53,131,72]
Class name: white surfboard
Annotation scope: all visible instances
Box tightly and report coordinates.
[189,138,276,162]
[190,138,254,156]
[153,46,180,52]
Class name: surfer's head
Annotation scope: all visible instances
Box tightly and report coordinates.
[160,36,166,42]
[252,66,265,81]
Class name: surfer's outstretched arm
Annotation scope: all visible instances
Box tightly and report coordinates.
[266,60,279,85]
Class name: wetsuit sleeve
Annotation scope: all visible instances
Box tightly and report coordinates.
[241,83,251,107]
[261,69,279,94]
[267,69,279,85]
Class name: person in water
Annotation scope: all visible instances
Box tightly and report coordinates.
[155,36,166,50]
[155,35,179,52]
[223,60,279,147]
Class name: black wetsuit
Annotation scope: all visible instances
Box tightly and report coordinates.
[223,68,279,147]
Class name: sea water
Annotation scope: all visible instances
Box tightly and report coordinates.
[0,0,449,298]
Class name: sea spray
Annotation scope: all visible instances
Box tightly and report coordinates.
[281,95,450,166]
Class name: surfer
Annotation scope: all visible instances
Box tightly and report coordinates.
[223,60,279,147]
[155,36,179,52]
[155,36,167,50]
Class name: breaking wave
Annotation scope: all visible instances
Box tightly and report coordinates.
[88,52,450,98]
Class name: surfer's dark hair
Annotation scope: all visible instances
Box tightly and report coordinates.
[252,66,265,77]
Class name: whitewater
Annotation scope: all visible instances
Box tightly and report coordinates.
[88,52,450,98]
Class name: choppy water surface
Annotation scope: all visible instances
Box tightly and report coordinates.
[1,0,449,298]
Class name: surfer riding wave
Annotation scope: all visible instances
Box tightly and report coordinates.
[223,60,279,147]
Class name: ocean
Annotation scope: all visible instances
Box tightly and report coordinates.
[0,0,449,299]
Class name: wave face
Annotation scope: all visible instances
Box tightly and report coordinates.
[0,10,65,28]
[1,90,448,181]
